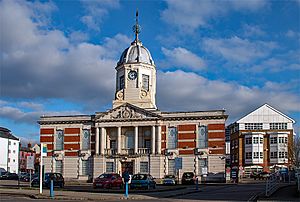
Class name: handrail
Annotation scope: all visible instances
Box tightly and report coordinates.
[265,171,279,197]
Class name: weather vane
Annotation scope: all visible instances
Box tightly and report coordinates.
[133,9,141,42]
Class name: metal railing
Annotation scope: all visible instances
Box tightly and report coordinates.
[121,148,134,155]
[265,171,279,197]
[138,148,150,155]
[104,149,117,155]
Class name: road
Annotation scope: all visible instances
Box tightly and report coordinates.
[0,183,267,201]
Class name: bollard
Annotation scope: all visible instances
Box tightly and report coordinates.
[196,177,199,190]
[50,180,54,199]
[125,182,129,198]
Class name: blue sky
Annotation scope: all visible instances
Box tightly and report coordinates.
[1,0,300,144]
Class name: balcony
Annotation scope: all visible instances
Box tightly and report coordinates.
[138,148,150,155]
[105,149,117,156]
[121,148,134,155]
[104,148,150,156]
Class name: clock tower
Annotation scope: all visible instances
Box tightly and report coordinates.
[112,11,157,110]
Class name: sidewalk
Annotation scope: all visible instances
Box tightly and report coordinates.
[0,187,157,200]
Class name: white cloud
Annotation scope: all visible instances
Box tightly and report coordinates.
[250,50,300,73]
[0,102,82,125]
[161,0,268,32]
[202,36,277,64]
[243,24,266,37]
[157,70,300,122]
[80,0,120,31]
[1,0,130,109]
[161,47,205,70]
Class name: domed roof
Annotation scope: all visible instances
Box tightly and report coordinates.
[117,10,154,66]
[118,41,154,66]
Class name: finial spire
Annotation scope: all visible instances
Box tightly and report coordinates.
[133,9,141,43]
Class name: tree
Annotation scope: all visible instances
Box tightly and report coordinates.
[289,134,300,169]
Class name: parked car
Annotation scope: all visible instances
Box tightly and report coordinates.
[258,172,270,180]
[182,172,195,185]
[162,175,177,185]
[130,174,156,189]
[93,173,123,189]
[31,173,64,188]
[0,172,19,180]
[21,173,38,182]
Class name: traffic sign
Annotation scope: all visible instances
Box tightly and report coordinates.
[175,157,182,170]
[26,156,34,170]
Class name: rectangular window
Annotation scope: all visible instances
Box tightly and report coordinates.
[270,137,277,144]
[142,74,149,91]
[56,130,64,151]
[284,137,288,144]
[82,129,90,150]
[119,75,125,90]
[260,152,263,159]
[279,151,285,158]
[270,123,287,130]
[168,159,175,175]
[253,137,259,144]
[260,137,263,144]
[198,125,208,148]
[82,160,89,175]
[167,127,178,149]
[245,123,263,130]
[140,162,149,173]
[110,140,116,149]
[245,137,252,144]
[285,152,288,158]
[245,152,252,159]
[106,162,115,173]
[253,152,259,159]
[144,139,151,149]
[55,160,63,174]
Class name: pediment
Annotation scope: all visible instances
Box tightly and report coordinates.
[96,103,161,121]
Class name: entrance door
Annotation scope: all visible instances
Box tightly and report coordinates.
[121,161,134,175]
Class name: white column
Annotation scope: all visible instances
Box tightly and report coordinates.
[151,126,155,154]
[134,126,138,154]
[157,126,161,154]
[95,127,99,155]
[100,127,105,155]
[117,127,121,154]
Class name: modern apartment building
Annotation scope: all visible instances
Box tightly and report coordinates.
[227,104,295,177]
[0,127,20,173]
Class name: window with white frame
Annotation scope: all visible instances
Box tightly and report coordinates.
[270,137,277,144]
[245,123,263,130]
[279,151,285,158]
[260,152,263,159]
[285,137,288,144]
[285,152,288,158]
[253,137,259,144]
[270,123,287,130]
[260,137,263,144]
[253,152,259,159]
[278,137,286,144]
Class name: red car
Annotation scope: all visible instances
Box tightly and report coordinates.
[93,173,123,189]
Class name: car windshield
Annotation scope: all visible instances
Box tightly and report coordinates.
[183,173,194,177]
[99,174,112,179]
[132,174,147,180]
[165,175,175,179]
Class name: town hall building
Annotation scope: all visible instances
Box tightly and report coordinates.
[39,13,228,181]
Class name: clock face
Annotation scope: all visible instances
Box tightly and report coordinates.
[128,70,137,80]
